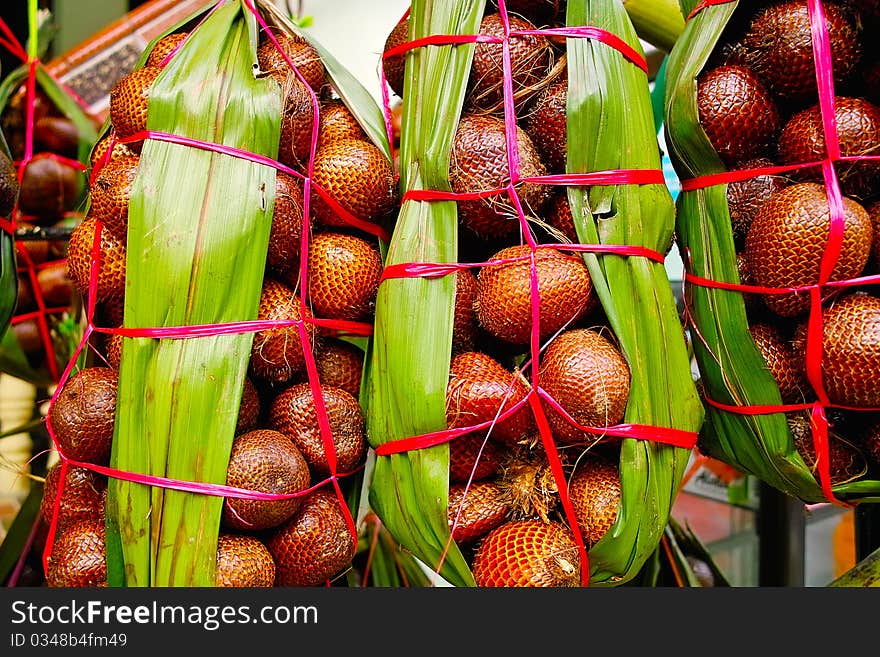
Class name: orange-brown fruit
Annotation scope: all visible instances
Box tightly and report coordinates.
[525,77,567,174]
[277,78,315,172]
[36,260,74,307]
[17,154,82,219]
[264,488,357,587]
[471,519,580,587]
[89,133,134,173]
[45,518,107,587]
[546,188,578,243]
[145,32,189,67]
[788,412,867,484]
[744,183,872,317]
[236,376,261,434]
[871,200,880,270]
[448,481,510,544]
[215,534,275,587]
[67,214,127,305]
[88,154,139,237]
[812,292,880,407]
[467,13,552,113]
[451,113,550,240]
[39,462,107,536]
[568,457,620,548]
[104,333,123,369]
[446,351,534,446]
[0,147,19,217]
[749,322,810,404]
[258,32,325,92]
[267,171,303,275]
[742,0,861,102]
[382,17,408,98]
[449,434,505,484]
[726,158,788,245]
[539,328,630,443]
[776,97,880,201]
[453,268,479,355]
[476,244,592,345]
[318,99,368,145]
[311,138,397,227]
[696,65,780,165]
[49,367,118,465]
[33,116,80,159]
[249,279,318,383]
[305,232,383,321]
[736,250,763,315]
[313,338,364,399]
[268,383,366,476]
[108,65,162,148]
[862,419,880,470]
[222,429,311,531]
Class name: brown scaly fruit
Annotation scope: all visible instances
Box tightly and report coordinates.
[788,412,867,484]
[696,65,780,166]
[568,457,620,548]
[313,338,364,399]
[304,232,383,321]
[88,154,139,237]
[17,154,82,220]
[497,445,559,522]
[450,113,550,240]
[471,519,580,587]
[776,97,880,201]
[726,158,788,246]
[49,367,118,465]
[222,429,311,531]
[448,481,511,544]
[318,99,368,145]
[467,12,552,113]
[744,183,872,318]
[105,333,123,370]
[269,383,366,477]
[742,0,862,103]
[145,32,189,67]
[249,278,318,384]
[67,214,127,305]
[453,268,479,355]
[277,78,315,172]
[749,322,811,404]
[446,351,534,446]
[236,376,261,434]
[215,534,275,587]
[525,77,567,175]
[382,17,408,98]
[89,133,134,173]
[449,434,505,484]
[476,244,592,345]
[258,32,325,93]
[45,518,107,587]
[311,138,398,228]
[539,328,630,443]
[0,147,19,217]
[264,488,357,587]
[39,463,107,537]
[267,171,303,276]
[736,250,764,316]
[870,200,880,270]
[546,189,578,243]
[108,65,162,151]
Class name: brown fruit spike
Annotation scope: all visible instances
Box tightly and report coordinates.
[45,519,107,587]
[749,322,810,404]
[446,351,534,445]
[526,78,567,175]
[109,66,161,147]
[471,520,580,587]
[382,17,408,98]
[726,159,787,246]
[216,534,275,587]
[453,268,479,355]
[817,292,880,407]
[451,113,550,240]
[476,244,592,345]
[539,328,630,443]
[222,429,310,532]
[88,154,139,237]
[235,377,261,434]
[743,1,861,102]
[311,138,398,227]
[67,214,127,305]
[745,183,872,317]
[265,489,356,587]
[258,32,325,93]
[39,463,107,536]
[145,32,188,67]
[313,338,364,399]
[269,383,366,476]
[448,481,510,544]
[318,99,368,145]
[305,232,383,321]
[49,367,118,465]
[249,279,318,384]
[267,171,303,275]
[568,458,621,548]
[696,65,780,165]
[467,13,552,113]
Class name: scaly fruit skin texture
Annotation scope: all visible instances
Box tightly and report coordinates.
[88,154,140,238]
[312,338,364,399]
[448,481,510,544]
[568,459,621,548]
[304,232,383,321]
[39,463,106,537]
[146,32,189,68]
[108,65,161,149]
[45,519,107,587]
[382,17,408,99]
[67,214,127,306]
[265,489,356,587]
[749,322,810,404]
[215,534,275,588]
[449,434,505,484]
[49,367,118,465]
[472,520,580,587]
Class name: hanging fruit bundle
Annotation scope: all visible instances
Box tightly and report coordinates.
[366,0,702,587]
[35,0,397,588]
[665,0,880,504]
[0,5,99,386]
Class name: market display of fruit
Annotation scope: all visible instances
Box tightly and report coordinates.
[665,0,880,502]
